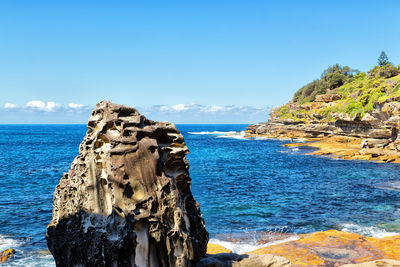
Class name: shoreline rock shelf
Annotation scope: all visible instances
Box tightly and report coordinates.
[246,111,400,163]
[206,230,400,266]
[46,101,208,266]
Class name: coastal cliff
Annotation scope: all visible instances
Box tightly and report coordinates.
[247,63,400,163]
[46,101,208,266]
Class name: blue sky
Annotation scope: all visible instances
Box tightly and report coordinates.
[1,1,400,124]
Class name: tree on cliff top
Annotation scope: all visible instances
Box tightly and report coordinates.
[378,51,390,66]
[321,64,359,91]
[293,64,358,103]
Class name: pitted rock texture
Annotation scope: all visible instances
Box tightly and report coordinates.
[46,101,208,267]
[246,101,400,163]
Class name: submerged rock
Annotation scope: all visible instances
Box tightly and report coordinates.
[0,248,15,263]
[46,101,208,266]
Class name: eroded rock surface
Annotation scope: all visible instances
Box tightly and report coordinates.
[46,101,208,266]
[341,259,400,267]
[246,101,400,163]
[249,230,400,266]
[197,253,291,267]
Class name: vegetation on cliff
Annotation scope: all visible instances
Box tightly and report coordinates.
[275,52,400,123]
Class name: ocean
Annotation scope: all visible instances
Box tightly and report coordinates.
[1,124,400,265]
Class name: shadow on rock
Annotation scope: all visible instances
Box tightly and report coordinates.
[196,253,291,267]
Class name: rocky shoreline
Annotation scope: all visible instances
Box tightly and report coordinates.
[205,229,400,266]
[245,114,400,163]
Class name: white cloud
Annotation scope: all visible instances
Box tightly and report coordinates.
[171,104,189,111]
[159,105,170,111]
[137,103,271,123]
[4,103,18,109]
[207,105,225,112]
[1,101,271,123]
[25,100,60,112]
[2,100,92,113]
[26,100,45,109]
[68,103,84,109]
[140,103,269,116]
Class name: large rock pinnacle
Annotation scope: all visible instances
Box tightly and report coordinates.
[46,101,209,266]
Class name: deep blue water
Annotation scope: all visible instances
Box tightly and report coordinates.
[1,124,400,265]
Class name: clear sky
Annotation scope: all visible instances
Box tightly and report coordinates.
[1,1,399,124]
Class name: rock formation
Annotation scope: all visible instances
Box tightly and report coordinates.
[46,101,208,266]
[249,230,400,266]
[0,248,15,263]
[246,98,400,162]
[197,253,291,267]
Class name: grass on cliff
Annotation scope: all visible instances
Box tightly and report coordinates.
[274,63,400,122]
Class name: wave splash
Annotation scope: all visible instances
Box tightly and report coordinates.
[217,131,247,140]
[188,131,237,135]
[0,234,55,266]
[208,227,299,254]
[209,235,299,254]
[188,130,272,140]
[340,223,399,238]
[375,181,400,192]
[0,235,22,252]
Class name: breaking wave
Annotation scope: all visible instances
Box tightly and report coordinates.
[340,223,399,238]
[208,235,299,254]
[188,131,237,135]
[0,235,22,252]
[375,181,400,192]
[0,234,55,266]
[217,131,247,140]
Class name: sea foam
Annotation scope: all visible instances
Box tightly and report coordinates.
[0,235,55,266]
[0,235,22,252]
[340,223,399,238]
[209,235,299,254]
[217,131,247,140]
[188,131,237,135]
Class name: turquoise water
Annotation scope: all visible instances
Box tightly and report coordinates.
[1,124,400,265]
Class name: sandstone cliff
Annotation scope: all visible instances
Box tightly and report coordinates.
[247,65,400,163]
[46,101,208,266]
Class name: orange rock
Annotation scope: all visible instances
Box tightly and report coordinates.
[342,259,400,266]
[249,230,400,266]
[0,248,15,263]
[206,243,232,254]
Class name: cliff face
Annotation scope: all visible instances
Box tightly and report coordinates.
[247,71,400,162]
[46,101,208,266]
[247,102,399,140]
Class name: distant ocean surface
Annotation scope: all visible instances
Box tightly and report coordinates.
[1,124,400,265]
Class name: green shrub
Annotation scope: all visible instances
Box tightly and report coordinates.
[293,64,358,103]
[345,101,363,116]
[369,64,399,78]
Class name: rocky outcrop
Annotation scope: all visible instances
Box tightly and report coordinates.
[246,101,400,162]
[206,244,232,254]
[0,248,15,263]
[342,259,400,267]
[315,93,342,103]
[197,253,291,267]
[249,230,400,266]
[206,230,400,266]
[46,101,208,266]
